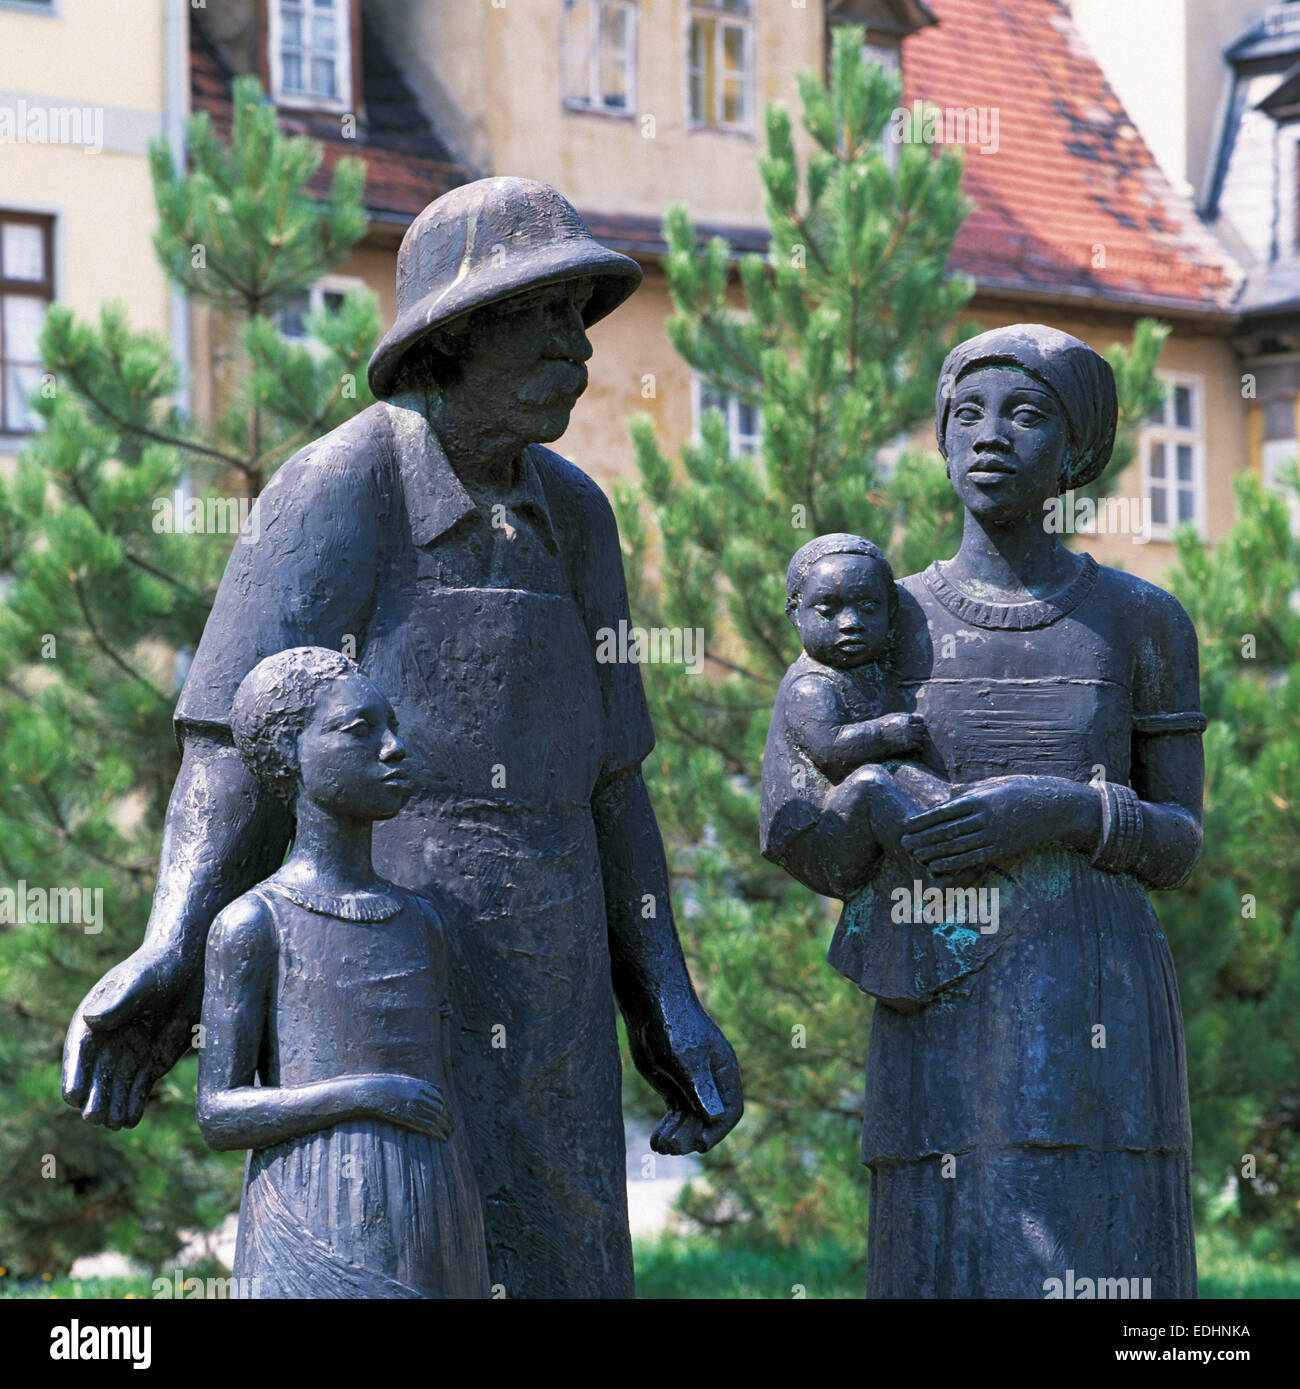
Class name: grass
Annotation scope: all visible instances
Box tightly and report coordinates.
[4,1227,1297,1299]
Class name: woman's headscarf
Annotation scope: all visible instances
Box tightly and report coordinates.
[934,324,1118,491]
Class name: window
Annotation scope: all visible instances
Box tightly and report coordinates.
[688,0,754,132]
[273,275,357,355]
[1262,437,1300,535]
[269,0,352,112]
[562,0,637,115]
[1293,139,1300,255]
[1141,374,1204,537]
[0,211,54,438]
[694,376,761,459]
[861,40,900,73]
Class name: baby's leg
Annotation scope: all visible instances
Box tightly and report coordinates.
[818,763,935,885]
[890,761,953,809]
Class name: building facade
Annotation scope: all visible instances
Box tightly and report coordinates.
[1,1,1278,585]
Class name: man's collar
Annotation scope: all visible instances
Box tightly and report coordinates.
[384,396,558,552]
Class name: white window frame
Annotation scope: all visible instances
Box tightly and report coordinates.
[686,0,756,134]
[274,273,362,357]
[0,208,55,443]
[562,0,638,117]
[692,373,762,460]
[268,0,353,114]
[1140,371,1205,539]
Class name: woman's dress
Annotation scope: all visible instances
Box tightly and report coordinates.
[231,879,490,1299]
[836,555,1201,1298]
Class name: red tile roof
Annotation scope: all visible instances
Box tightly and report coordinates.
[190,21,469,225]
[903,0,1239,313]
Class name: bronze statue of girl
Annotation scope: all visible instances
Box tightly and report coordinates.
[197,646,489,1298]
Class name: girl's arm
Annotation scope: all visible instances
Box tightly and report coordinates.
[196,895,383,1151]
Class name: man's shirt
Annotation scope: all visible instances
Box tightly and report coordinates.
[175,394,655,800]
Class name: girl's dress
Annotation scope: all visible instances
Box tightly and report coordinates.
[836,555,1203,1298]
[231,877,490,1299]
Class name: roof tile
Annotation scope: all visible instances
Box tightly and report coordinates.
[903,0,1240,311]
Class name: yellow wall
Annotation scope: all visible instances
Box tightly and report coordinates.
[557,283,1251,587]
[0,0,166,112]
[1,144,171,336]
[376,0,823,224]
[0,0,175,458]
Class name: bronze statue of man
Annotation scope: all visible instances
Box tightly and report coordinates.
[63,176,744,1299]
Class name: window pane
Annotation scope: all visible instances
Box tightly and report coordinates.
[1176,444,1193,483]
[282,9,302,46]
[4,362,43,432]
[602,3,628,49]
[313,0,334,9]
[311,56,336,97]
[599,65,628,108]
[599,13,628,107]
[1149,484,1167,527]
[322,289,346,313]
[599,5,630,107]
[1176,487,1195,523]
[313,12,336,51]
[1173,384,1192,430]
[737,400,758,435]
[690,19,716,122]
[723,76,744,125]
[1146,394,1167,425]
[282,51,303,91]
[1149,440,1166,479]
[276,292,310,340]
[689,70,705,123]
[722,21,746,74]
[700,384,726,415]
[863,41,901,72]
[3,294,46,361]
[2,222,45,282]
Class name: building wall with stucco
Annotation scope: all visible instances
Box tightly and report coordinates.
[0,0,182,467]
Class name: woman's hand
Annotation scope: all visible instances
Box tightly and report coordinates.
[900,774,1101,878]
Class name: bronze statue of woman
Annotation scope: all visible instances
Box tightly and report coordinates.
[763,324,1204,1298]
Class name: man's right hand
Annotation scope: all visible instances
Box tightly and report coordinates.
[62,946,200,1130]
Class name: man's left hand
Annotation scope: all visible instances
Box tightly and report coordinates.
[630,1003,743,1155]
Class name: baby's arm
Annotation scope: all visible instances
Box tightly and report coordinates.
[196,895,445,1150]
[787,674,923,783]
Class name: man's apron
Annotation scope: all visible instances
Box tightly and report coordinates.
[370,580,634,1299]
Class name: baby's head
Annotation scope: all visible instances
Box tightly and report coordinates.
[785,534,897,671]
[231,646,410,821]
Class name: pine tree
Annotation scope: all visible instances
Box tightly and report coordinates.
[0,76,379,1275]
[615,26,1167,1248]
[1160,466,1300,1258]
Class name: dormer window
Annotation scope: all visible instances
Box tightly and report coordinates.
[269,0,353,113]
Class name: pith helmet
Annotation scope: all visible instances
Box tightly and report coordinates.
[367,176,643,399]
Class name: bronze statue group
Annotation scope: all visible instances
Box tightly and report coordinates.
[62,182,1204,1300]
